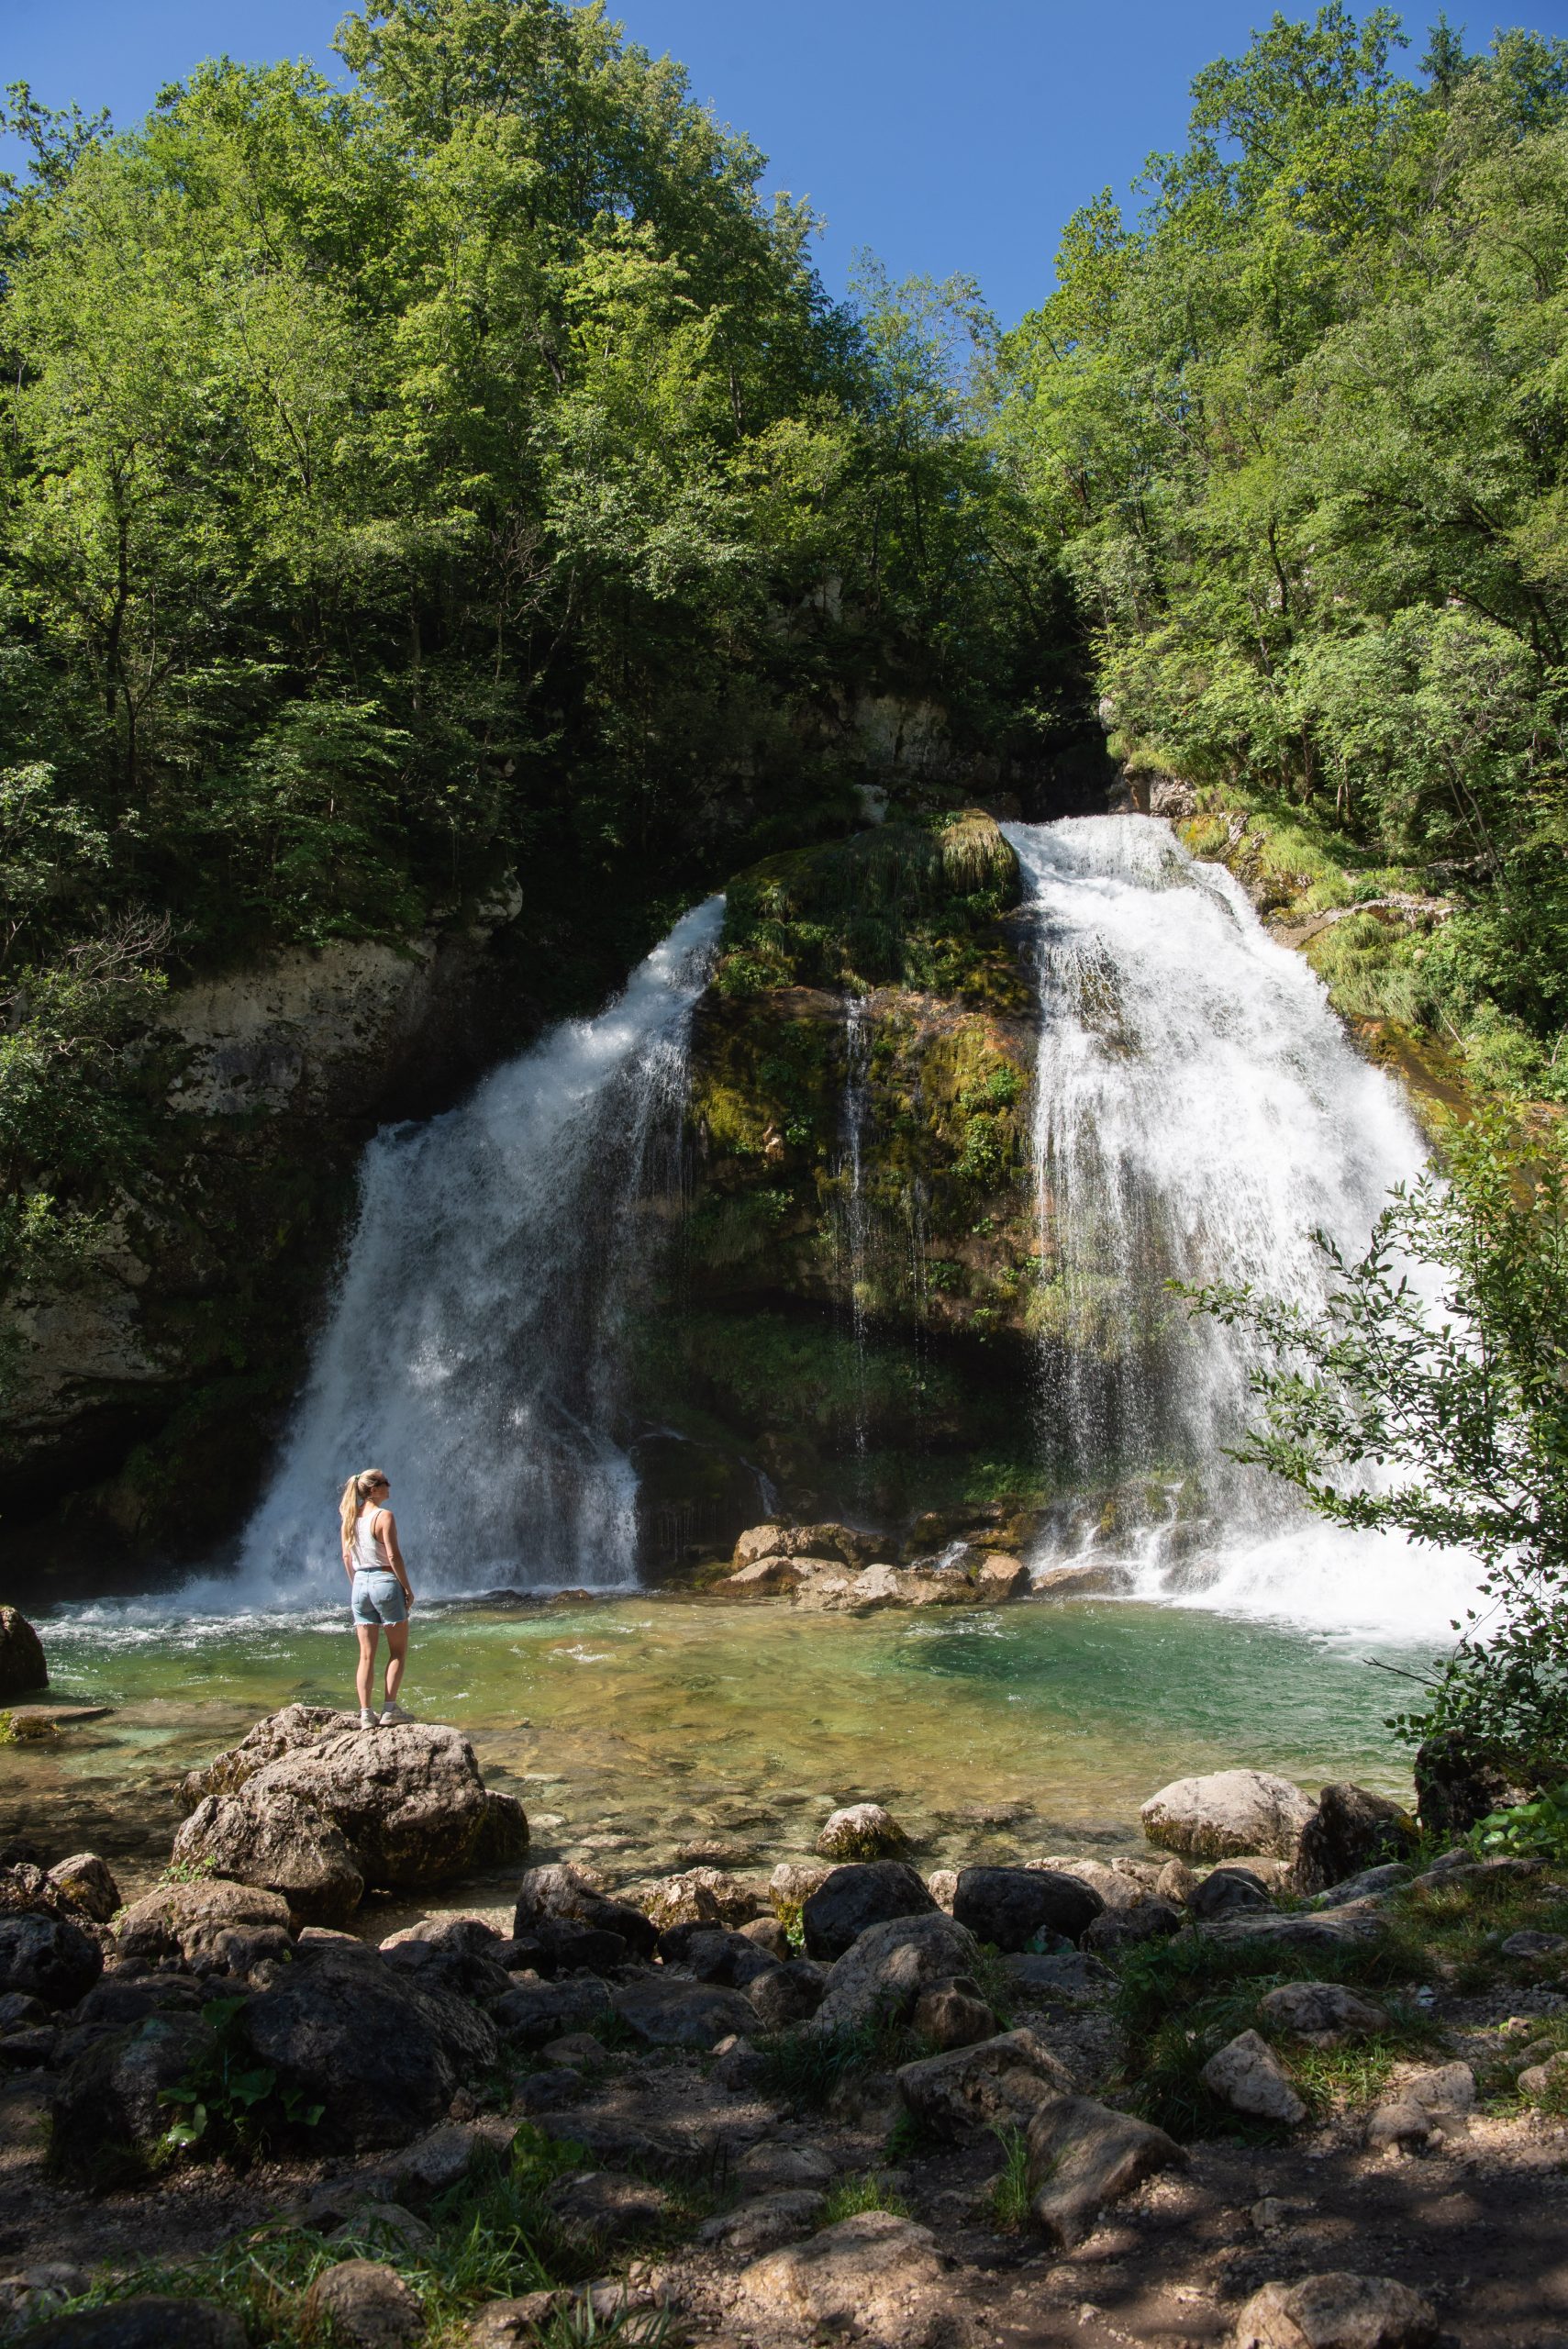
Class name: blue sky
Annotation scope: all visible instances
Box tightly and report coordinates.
[8,1,1568,326]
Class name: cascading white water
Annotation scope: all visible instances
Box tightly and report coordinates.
[228,898,724,1604]
[836,996,873,1464]
[1005,814,1480,1638]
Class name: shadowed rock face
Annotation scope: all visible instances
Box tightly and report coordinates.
[0,1609,47,1699]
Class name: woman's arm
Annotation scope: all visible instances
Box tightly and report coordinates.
[376,1508,415,1608]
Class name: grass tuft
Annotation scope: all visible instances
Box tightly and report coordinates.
[986,2123,1033,2232]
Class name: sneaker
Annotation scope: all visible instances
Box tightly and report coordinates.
[359,1708,377,1730]
[379,1700,413,1725]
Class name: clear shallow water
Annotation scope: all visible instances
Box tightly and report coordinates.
[6,1596,1440,1889]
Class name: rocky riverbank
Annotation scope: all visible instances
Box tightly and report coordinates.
[2,1704,1565,2348]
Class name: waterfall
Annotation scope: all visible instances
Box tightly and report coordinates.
[228,898,724,1603]
[837,996,873,1464]
[1005,815,1478,1637]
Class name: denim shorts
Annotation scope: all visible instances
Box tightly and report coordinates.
[351,1570,407,1626]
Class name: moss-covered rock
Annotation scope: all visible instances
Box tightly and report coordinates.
[628,814,1052,1541]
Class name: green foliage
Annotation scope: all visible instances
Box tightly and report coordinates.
[1471,1782,1568,1864]
[1184,1112,1568,1769]
[986,2122,1033,2231]
[817,2171,913,2226]
[156,1996,323,2164]
[0,0,1059,1327]
[754,2012,931,2110]
[995,10,1568,1092]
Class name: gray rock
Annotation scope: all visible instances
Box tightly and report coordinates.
[1295,1784,1418,1894]
[699,2188,828,2257]
[748,1958,828,2030]
[242,1944,497,2152]
[609,1976,757,2049]
[0,1914,102,2009]
[739,1915,792,1961]
[115,1882,294,1975]
[50,2013,218,2186]
[513,2067,582,2114]
[175,1719,518,1915]
[1200,2030,1307,2124]
[0,1992,48,2031]
[1155,1857,1200,1904]
[1400,2061,1474,2117]
[1235,2272,1436,2349]
[1082,1899,1182,1954]
[811,1911,981,2035]
[545,2170,670,2247]
[1004,1951,1115,2003]
[19,2301,244,2349]
[513,1861,658,1955]
[1141,1770,1315,1862]
[1257,1982,1391,2045]
[179,1704,346,1805]
[173,1789,364,1930]
[655,1922,777,1986]
[491,1976,611,2050]
[0,2026,58,2069]
[897,2028,1072,2137]
[1501,1929,1568,1957]
[734,2141,838,2190]
[44,1855,121,1925]
[1518,2049,1568,2101]
[739,2211,946,2347]
[1026,2094,1184,2248]
[1312,1864,1412,1909]
[768,1860,830,1916]
[644,1866,758,1931]
[303,2261,423,2349]
[909,1976,995,2050]
[1364,2099,1436,2152]
[1413,1727,1528,1841]
[1198,1911,1385,1954]
[1188,1867,1274,1921]
[816,1804,907,1861]
[465,2294,560,2349]
[802,1861,937,1960]
[0,2264,92,2332]
[953,1865,1103,1951]
[0,1609,47,1701]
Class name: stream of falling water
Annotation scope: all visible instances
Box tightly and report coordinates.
[222,899,724,1604]
[837,995,873,1466]
[1004,815,1479,1637]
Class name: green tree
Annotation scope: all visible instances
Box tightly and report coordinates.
[1186,1113,1568,1768]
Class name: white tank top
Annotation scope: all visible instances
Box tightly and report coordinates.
[352,1507,389,1575]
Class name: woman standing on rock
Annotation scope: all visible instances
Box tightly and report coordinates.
[339,1469,416,1729]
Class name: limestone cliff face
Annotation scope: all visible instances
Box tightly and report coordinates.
[3,892,536,1577]
[626,815,1050,1542]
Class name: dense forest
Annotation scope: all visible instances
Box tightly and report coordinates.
[3,0,1568,1467]
[0,0,1061,1308]
[996,8,1568,1097]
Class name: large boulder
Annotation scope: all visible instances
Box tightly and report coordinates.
[610,1977,758,2050]
[491,1977,612,2049]
[45,1854,122,1925]
[952,1865,1103,1951]
[116,1882,294,1975]
[896,2029,1072,2138]
[51,2013,218,2186]
[1199,2030,1307,2124]
[802,1862,937,1960]
[1140,1770,1315,1862]
[644,1866,758,1930]
[1412,1730,1531,1841]
[20,2303,245,2349]
[172,1790,364,1929]
[0,1913,103,2009]
[240,1943,498,2152]
[739,2212,947,2349]
[1026,2094,1184,2248]
[0,1609,47,1700]
[811,1911,981,2035]
[513,1865,657,1956]
[1235,2274,1437,2349]
[816,1804,907,1862]
[1294,1784,1418,1894]
[171,1714,527,1922]
[179,1704,344,1808]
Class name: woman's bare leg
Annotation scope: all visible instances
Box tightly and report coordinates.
[356,1625,379,1710]
[383,1621,409,1705]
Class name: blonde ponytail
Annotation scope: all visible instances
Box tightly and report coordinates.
[339,1469,388,1552]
